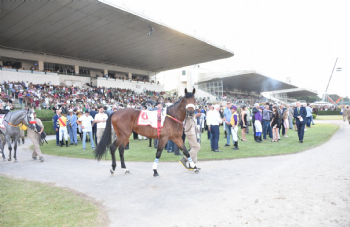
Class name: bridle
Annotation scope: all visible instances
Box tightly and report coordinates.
[166,99,195,125]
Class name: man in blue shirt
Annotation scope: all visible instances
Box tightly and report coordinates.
[305,103,313,128]
[223,101,232,146]
[67,109,78,145]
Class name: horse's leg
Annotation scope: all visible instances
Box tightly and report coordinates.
[13,136,19,162]
[152,137,168,177]
[6,136,12,162]
[173,137,198,172]
[118,139,130,174]
[0,141,4,161]
[109,139,118,174]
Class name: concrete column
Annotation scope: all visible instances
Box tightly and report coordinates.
[128,73,132,80]
[38,61,44,71]
[104,69,108,76]
[75,65,79,74]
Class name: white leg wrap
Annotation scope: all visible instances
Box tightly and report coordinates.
[153,158,159,169]
[152,162,158,170]
[189,161,195,168]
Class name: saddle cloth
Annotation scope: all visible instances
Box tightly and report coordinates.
[137,109,166,128]
[0,115,5,129]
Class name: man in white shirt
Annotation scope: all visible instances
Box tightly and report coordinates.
[208,104,223,152]
[78,110,95,151]
[206,103,214,151]
[94,106,108,145]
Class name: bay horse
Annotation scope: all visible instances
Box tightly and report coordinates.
[94,88,198,177]
[0,109,34,162]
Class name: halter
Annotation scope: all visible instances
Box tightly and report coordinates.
[166,100,195,124]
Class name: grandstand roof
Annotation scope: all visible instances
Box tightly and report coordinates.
[198,70,298,93]
[0,0,233,72]
[269,88,318,97]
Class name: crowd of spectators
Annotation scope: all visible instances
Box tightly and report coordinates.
[0,80,171,113]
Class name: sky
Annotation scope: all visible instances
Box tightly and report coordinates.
[104,0,349,97]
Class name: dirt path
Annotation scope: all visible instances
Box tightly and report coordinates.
[1,120,349,227]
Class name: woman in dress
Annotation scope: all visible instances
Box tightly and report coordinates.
[282,110,289,137]
[270,106,280,142]
[241,106,248,141]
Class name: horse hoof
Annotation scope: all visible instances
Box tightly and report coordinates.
[110,169,115,175]
[14,160,18,163]
[125,169,130,174]
[8,158,11,162]
[194,169,200,174]
[153,173,159,177]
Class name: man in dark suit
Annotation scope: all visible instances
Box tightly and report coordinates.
[53,109,60,146]
[293,101,307,143]
[89,107,98,143]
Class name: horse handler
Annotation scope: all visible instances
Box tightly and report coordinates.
[179,112,202,170]
[27,111,44,162]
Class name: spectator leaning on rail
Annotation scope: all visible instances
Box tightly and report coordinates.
[27,111,44,162]
[223,101,232,147]
[94,106,108,145]
[67,109,78,146]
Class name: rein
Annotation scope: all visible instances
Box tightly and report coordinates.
[166,114,183,124]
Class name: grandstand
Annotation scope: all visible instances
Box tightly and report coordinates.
[195,70,317,104]
[0,0,233,92]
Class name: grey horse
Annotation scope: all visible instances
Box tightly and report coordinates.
[0,109,34,162]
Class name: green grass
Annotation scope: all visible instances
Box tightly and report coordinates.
[316,115,343,120]
[36,123,339,162]
[0,176,106,227]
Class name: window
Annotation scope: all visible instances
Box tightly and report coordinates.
[3,60,22,69]
[182,70,186,75]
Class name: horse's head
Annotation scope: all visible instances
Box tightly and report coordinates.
[184,88,196,119]
[22,109,36,130]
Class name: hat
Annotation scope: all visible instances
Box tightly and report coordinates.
[69,109,73,112]
[85,110,90,113]
[230,105,237,110]
[259,106,265,110]
[201,109,205,113]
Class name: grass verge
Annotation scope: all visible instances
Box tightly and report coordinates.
[35,123,339,162]
[0,176,108,227]
[316,115,343,120]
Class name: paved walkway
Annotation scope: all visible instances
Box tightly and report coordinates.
[1,120,350,227]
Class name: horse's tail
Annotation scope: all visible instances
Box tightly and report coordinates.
[94,112,113,160]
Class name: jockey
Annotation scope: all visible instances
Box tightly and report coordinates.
[56,114,70,147]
